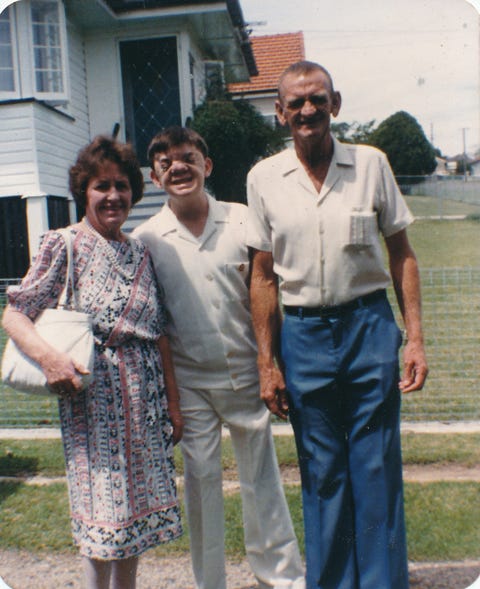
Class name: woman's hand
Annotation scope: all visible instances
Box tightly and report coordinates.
[2,306,89,397]
[168,404,184,445]
[40,349,90,397]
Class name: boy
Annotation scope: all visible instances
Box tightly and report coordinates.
[133,126,305,589]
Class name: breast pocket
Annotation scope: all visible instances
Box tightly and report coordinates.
[222,261,250,301]
[347,212,378,248]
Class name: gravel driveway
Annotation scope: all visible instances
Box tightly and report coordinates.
[1,551,480,589]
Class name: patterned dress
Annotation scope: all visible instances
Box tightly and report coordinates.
[7,227,182,560]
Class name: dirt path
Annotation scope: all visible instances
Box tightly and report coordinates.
[0,550,479,589]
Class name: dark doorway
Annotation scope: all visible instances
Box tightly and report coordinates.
[47,196,70,229]
[120,37,181,166]
[0,196,29,279]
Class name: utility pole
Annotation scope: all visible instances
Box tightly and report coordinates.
[462,127,468,182]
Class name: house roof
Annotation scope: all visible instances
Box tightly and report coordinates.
[102,0,257,77]
[228,32,305,95]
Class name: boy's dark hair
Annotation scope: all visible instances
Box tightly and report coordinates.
[69,135,144,208]
[147,126,209,170]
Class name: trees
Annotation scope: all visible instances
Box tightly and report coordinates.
[331,120,376,145]
[191,98,285,203]
[368,111,436,177]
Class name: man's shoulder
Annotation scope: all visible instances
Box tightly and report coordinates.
[336,139,386,164]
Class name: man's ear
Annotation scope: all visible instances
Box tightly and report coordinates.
[331,91,342,118]
[150,169,163,188]
[204,157,213,178]
[275,100,288,127]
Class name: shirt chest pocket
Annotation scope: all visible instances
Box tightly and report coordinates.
[346,211,378,248]
[222,261,250,301]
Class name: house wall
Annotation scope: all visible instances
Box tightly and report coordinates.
[0,9,90,198]
[0,102,39,198]
[471,162,480,177]
[0,14,90,259]
[246,94,277,118]
[85,19,201,142]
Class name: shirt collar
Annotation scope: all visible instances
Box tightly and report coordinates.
[274,135,355,201]
[156,192,229,239]
[279,135,354,175]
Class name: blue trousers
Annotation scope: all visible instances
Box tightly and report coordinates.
[281,293,408,589]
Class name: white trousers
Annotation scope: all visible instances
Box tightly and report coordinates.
[179,383,305,589]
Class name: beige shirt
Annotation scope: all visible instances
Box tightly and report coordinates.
[133,195,258,390]
[246,137,414,306]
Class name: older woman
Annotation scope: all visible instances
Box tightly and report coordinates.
[2,136,183,589]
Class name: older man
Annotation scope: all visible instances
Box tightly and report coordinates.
[247,61,428,589]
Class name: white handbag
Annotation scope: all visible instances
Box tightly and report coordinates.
[1,229,94,395]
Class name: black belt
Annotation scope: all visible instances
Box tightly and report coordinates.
[283,290,386,318]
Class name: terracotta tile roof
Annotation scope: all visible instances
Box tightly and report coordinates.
[228,32,305,95]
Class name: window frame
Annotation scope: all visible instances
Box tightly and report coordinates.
[0,6,21,99]
[0,0,69,105]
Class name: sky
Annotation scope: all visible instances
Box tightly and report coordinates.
[238,0,480,158]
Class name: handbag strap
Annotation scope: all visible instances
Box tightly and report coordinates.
[56,228,78,311]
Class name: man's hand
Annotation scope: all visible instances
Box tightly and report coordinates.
[259,364,289,420]
[399,339,428,393]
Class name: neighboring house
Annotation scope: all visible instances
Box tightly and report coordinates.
[227,31,304,128]
[469,159,480,177]
[0,0,256,279]
[446,153,475,176]
[434,156,449,176]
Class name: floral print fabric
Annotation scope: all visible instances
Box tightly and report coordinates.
[8,228,182,559]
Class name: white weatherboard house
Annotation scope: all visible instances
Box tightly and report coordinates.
[0,0,256,278]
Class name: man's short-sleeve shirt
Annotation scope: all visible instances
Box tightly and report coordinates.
[246,137,414,306]
[133,195,258,390]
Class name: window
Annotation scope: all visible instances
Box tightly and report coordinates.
[31,0,64,94]
[0,7,16,94]
[0,0,68,102]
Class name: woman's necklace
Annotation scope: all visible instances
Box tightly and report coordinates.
[82,217,138,281]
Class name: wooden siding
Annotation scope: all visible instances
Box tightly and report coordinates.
[0,103,38,197]
[35,17,91,197]
[0,17,90,201]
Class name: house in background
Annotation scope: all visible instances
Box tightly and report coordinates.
[228,31,304,129]
[470,158,480,177]
[0,0,256,278]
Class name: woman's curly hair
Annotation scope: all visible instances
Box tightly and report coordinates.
[69,136,144,210]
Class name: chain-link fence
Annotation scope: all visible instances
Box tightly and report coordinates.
[396,267,480,421]
[396,176,480,216]
[1,267,479,426]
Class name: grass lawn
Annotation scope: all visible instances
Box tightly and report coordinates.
[405,195,480,219]
[2,433,480,478]
[407,218,480,268]
[0,435,479,561]
[1,480,478,561]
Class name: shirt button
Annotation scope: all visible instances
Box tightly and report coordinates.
[206,274,214,281]
[212,301,220,309]
[226,351,234,358]
[238,263,245,271]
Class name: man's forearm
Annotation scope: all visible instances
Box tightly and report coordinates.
[249,250,281,368]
